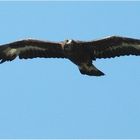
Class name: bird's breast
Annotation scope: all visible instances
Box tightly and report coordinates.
[63,44,91,64]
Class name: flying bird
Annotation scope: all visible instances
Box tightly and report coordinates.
[1,36,140,76]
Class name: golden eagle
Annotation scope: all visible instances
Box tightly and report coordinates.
[0,36,140,76]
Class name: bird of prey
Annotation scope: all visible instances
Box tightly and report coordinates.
[0,36,140,76]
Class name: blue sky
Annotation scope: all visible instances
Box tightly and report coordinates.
[0,1,140,138]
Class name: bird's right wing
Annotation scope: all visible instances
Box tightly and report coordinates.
[0,39,65,63]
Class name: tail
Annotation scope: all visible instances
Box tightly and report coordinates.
[78,63,105,76]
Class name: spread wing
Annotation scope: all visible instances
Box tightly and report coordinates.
[0,39,64,63]
[86,36,140,59]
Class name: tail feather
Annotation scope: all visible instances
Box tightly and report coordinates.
[78,63,105,76]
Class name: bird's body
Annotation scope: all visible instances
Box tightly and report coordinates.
[1,36,140,76]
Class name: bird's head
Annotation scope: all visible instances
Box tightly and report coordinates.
[64,39,75,45]
[63,39,76,52]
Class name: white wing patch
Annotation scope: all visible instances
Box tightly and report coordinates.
[107,43,140,52]
[6,45,46,56]
[123,43,140,50]
[7,48,17,55]
[21,45,46,52]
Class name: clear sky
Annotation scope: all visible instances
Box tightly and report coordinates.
[0,1,140,138]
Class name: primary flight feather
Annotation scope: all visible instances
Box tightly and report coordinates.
[1,36,140,76]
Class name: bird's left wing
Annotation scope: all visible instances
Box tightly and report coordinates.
[84,36,140,59]
[0,39,64,63]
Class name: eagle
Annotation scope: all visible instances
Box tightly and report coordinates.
[1,36,140,76]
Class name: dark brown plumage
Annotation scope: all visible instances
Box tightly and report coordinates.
[1,36,140,76]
